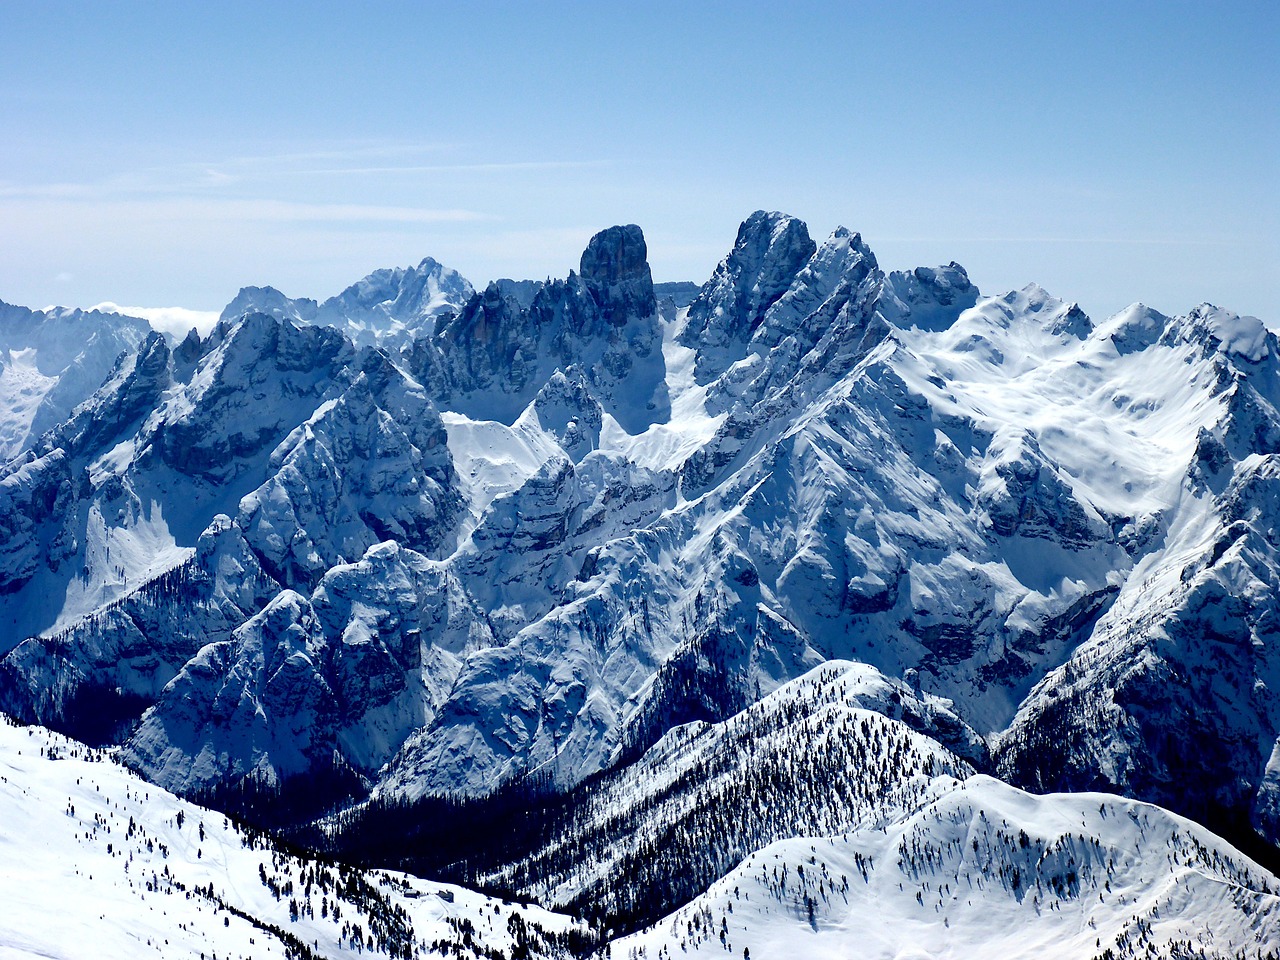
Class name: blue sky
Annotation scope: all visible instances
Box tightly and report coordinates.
[1,1,1276,327]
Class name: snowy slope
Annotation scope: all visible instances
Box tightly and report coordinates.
[0,715,592,960]
[450,660,981,929]
[14,686,1273,960]
[616,775,1280,959]
[0,315,461,755]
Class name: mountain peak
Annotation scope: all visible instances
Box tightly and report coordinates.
[740,208,812,247]
[680,210,817,381]
[420,224,666,428]
[1177,303,1272,363]
[1095,302,1169,355]
[218,259,475,353]
[219,285,318,325]
[579,224,651,286]
[578,223,656,326]
[2,213,1278,954]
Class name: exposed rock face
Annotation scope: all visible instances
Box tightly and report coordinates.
[219,285,319,326]
[879,262,979,331]
[51,332,174,458]
[976,427,1109,544]
[235,374,454,588]
[0,311,461,748]
[122,542,491,797]
[315,257,475,349]
[996,322,1280,848]
[652,280,699,308]
[150,314,354,485]
[578,223,657,325]
[422,224,667,431]
[529,370,604,462]
[679,210,817,382]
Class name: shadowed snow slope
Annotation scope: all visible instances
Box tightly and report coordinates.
[0,300,151,462]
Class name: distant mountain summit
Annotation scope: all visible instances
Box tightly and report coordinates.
[0,300,151,460]
[220,256,475,353]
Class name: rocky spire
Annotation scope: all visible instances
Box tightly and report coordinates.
[679,210,817,382]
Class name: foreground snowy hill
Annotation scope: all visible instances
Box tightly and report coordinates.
[322,660,981,930]
[5,678,1275,959]
[0,714,594,960]
[616,774,1280,959]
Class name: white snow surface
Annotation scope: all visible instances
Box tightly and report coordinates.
[0,716,584,960]
[471,659,981,914]
[0,301,150,462]
[595,306,725,472]
[892,291,1225,520]
[442,409,565,532]
[0,347,57,460]
[48,498,194,635]
[442,306,722,529]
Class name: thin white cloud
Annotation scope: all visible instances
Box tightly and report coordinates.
[294,159,608,177]
[875,235,1252,247]
[0,141,465,200]
[188,199,495,224]
[200,169,236,187]
[0,147,600,202]
[2,194,495,224]
[92,302,220,338]
[0,181,98,199]
[204,141,463,169]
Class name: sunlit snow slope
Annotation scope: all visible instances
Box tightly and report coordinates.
[0,715,590,960]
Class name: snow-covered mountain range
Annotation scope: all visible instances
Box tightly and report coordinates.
[0,715,595,959]
[1,211,1277,954]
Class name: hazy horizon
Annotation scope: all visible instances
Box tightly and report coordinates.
[3,1,1276,326]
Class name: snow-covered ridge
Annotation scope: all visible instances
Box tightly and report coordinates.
[0,299,151,462]
[458,660,979,927]
[618,774,1280,959]
[9,692,1274,959]
[219,256,475,354]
